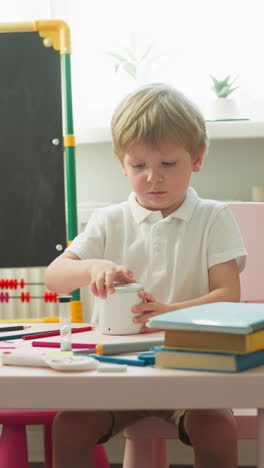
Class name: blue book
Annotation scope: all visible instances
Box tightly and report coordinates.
[153,346,264,373]
[149,302,264,334]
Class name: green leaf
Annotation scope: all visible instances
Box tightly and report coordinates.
[210,74,239,97]
[229,75,239,87]
[122,62,137,79]
[140,45,153,62]
[124,47,137,61]
[107,52,127,63]
[226,86,240,96]
[214,81,224,92]
[218,86,230,97]
[222,75,231,86]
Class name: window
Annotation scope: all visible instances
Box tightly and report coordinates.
[3,0,264,133]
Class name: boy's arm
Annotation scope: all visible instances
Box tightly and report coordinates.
[133,259,240,328]
[169,258,241,311]
[44,251,135,297]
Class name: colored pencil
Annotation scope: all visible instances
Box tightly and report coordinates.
[0,329,59,341]
[0,326,93,342]
[0,325,31,332]
[32,341,97,349]
[84,354,148,366]
[23,327,93,340]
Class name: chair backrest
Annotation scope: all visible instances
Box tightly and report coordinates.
[228,202,264,302]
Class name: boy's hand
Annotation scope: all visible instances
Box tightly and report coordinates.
[132,291,170,333]
[90,260,135,298]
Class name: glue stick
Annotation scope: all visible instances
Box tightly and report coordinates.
[59,295,72,351]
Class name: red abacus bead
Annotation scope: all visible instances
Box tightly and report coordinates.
[44,292,58,303]
[20,279,25,289]
[0,279,18,289]
[20,292,31,303]
[44,292,50,302]
[0,280,9,289]
[11,279,18,289]
[0,292,9,302]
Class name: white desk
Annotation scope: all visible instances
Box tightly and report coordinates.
[1,324,264,466]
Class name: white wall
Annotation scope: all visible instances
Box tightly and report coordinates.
[75,139,264,206]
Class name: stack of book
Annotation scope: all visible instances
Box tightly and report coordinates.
[149,302,264,373]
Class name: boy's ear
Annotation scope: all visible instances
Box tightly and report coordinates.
[192,149,205,173]
[122,163,128,176]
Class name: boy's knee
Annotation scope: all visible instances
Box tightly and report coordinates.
[53,411,87,446]
[185,409,237,447]
[53,410,112,447]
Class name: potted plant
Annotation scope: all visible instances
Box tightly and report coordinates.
[107,34,159,84]
[208,74,240,120]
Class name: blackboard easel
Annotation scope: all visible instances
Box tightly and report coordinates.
[0,21,82,321]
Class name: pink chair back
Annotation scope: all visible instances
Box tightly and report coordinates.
[228,202,264,302]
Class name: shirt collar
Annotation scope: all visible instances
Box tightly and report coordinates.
[128,187,199,224]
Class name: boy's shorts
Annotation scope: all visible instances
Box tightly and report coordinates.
[97,409,191,446]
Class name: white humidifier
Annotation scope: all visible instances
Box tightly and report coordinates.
[96,283,144,335]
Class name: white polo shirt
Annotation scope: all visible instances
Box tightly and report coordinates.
[67,188,247,305]
[68,191,247,421]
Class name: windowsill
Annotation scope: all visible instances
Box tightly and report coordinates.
[75,121,264,145]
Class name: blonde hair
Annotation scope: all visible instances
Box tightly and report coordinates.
[111,83,208,160]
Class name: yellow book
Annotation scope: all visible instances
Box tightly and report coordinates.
[164,328,264,354]
[154,346,264,373]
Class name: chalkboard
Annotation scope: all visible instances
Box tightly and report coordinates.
[0,31,67,268]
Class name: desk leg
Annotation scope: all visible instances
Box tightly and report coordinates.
[257,408,264,468]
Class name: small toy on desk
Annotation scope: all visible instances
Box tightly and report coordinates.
[1,351,51,368]
[97,363,127,372]
[45,355,98,372]
[1,350,98,372]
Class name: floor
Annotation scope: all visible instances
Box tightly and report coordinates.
[29,465,193,468]
[29,465,256,468]
[29,465,194,468]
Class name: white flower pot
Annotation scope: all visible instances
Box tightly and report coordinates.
[208,97,239,120]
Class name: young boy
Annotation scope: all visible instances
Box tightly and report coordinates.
[45,83,246,468]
